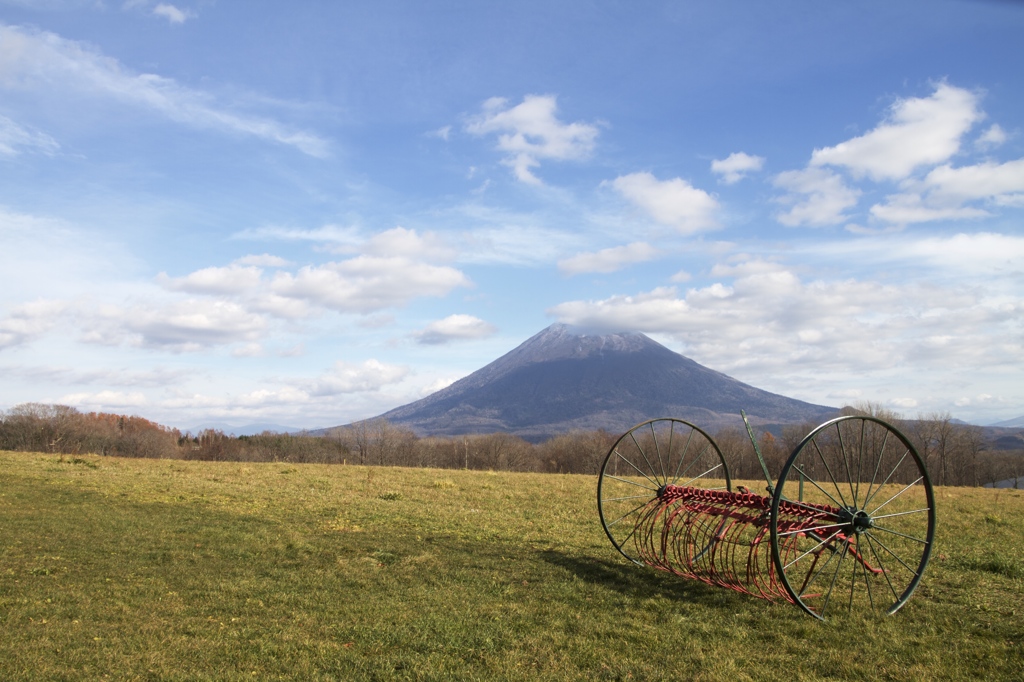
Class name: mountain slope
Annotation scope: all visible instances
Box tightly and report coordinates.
[373,324,837,440]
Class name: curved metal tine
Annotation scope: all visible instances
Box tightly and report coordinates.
[795,535,843,599]
[668,426,696,485]
[629,430,663,488]
[811,438,850,509]
[866,531,922,577]
[834,421,858,510]
[611,448,661,489]
[870,523,929,546]
[792,464,846,510]
[864,533,902,604]
[649,421,669,487]
[860,428,892,512]
[777,495,842,520]
[869,476,925,516]
[777,522,847,540]
[672,441,714,486]
[819,536,853,618]
[781,527,845,570]
[680,461,723,488]
[862,448,911,510]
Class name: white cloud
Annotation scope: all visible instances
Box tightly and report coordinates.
[773,167,861,226]
[85,299,268,351]
[60,390,149,409]
[870,158,1024,225]
[364,226,457,262]
[465,94,599,184]
[0,24,328,156]
[869,193,990,225]
[232,224,361,245]
[235,254,292,267]
[609,172,719,234]
[558,242,658,276]
[152,3,193,24]
[413,314,497,345]
[976,124,1007,149]
[0,114,59,156]
[157,264,264,295]
[0,299,65,350]
[810,83,983,181]
[271,256,470,314]
[548,258,1023,385]
[304,359,409,396]
[711,152,765,184]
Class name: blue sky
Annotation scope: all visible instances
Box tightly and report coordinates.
[1,0,1022,430]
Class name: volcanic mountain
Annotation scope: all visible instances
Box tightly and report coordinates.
[368,324,837,440]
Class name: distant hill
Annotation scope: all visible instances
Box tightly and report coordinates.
[991,416,1024,428]
[350,324,838,440]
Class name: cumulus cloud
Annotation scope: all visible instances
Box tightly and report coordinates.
[810,83,983,181]
[157,264,264,295]
[548,257,1022,383]
[711,152,765,184]
[0,24,328,156]
[152,3,194,24]
[0,299,65,350]
[871,158,1024,225]
[0,114,59,156]
[976,124,1008,150]
[413,314,497,345]
[558,242,658,276]
[84,299,268,351]
[609,172,719,234]
[234,254,292,267]
[304,359,409,396]
[60,390,148,409]
[271,256,470,314]
[773,167,861,226]
[364,226,457,261]
[465,94,599,184]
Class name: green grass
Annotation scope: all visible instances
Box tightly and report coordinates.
[1,452,1022,681]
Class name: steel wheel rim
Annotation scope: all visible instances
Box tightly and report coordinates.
[598,418,731,565]
[770,416,936,620]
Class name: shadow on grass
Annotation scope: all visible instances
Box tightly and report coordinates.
[537,547,747,607]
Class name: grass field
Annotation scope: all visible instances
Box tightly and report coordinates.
[1,451,1022,681]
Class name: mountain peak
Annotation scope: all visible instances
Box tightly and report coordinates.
[367,323,837,440]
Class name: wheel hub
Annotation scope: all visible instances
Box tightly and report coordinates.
[838,506,873,534]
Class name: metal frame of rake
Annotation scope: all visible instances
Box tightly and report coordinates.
[597,412,936,620]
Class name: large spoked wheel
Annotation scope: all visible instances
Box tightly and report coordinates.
[598,418,731,565]
[770,416,935,620]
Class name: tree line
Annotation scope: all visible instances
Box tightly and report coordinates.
[1,402,1021,486]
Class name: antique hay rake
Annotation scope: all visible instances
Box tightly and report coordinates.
[597,414,936,620]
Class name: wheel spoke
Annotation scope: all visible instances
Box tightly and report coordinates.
[870,523,929,545]
[612,449,661,489]
[650,421,669,487]
[629,431,662,487]
[782,527,845,569]
[819,536,852,618]
[602,472,659,491]
[671,442,714,486]
[668,427,695,484]
[861,428,891,511]
[872,507,930,521]
[869,476,924,516]
[864,533,901,604]
[865,531,921,577]
[792,465,845,509]
[681,462,723,488]
[835,422,858,509]
[811,439,850,509]
[601,493,654,503]
[862,448,911,509]
[605,499,653,529]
